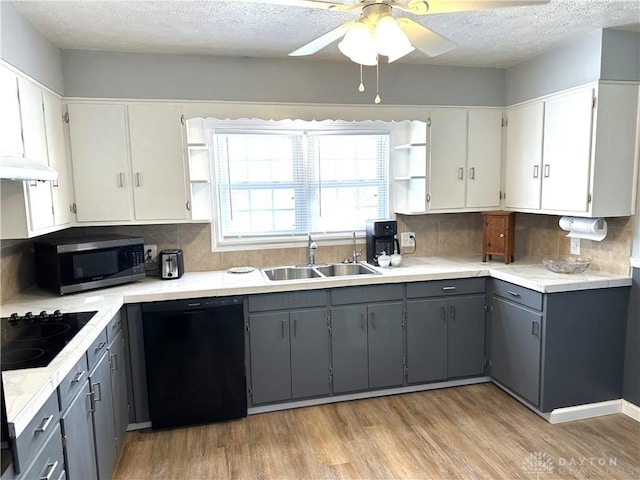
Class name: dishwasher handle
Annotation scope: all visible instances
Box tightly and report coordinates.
[141,296,244,313]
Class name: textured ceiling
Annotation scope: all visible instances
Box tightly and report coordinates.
[11,0,640,68]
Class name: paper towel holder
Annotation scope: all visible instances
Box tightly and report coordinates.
[559,216,607,241]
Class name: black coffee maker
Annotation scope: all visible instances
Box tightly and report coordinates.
[366,219,400,265]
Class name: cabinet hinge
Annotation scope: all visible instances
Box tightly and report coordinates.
[327,315,332,336]
[329,365,333,387]
[402,357,408,377]
[484,303,489,312]
[592,96,597,109]
[248,385,253,397]
[180,114,185,126]
[72,203,77,214]
[483,357,488,367]
[62,435,67,448]
[501,116,505,127]
[426,193,431,203]
[427,117,431,127]
[587,193,592,204]
[245,323,250,333]
[64,112,70,123]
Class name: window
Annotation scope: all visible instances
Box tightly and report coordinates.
[208,120,389,248]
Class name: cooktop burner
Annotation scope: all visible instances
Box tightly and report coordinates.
[1,310,97,371]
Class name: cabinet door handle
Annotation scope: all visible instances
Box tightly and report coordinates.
[450,305,456,320]
[118,172,125,187]
[507,291,521,298]
[499,233,505,238]
[38,461,58,480]
[92,382,102,402]
[371,311,376,329]
[281,319,286,338]
[35,415,54,433]
[87,392,95,413]
[533,165,539,179]
[442,286,456,292]
[71,370,86,383]
[440,306,446,322]
[458,167,464,180]
[53,179,59,188]
[469,167,475,180]
[135,172,142,187]
[543,164,550,178]
[531,321,540,336]
[360,313,365,330]
[110,353,118,372]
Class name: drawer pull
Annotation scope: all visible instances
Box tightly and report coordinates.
[39,461,58,480]
[71,370,86,383]
[507,291,521,298]
[442,286,456,292]
[95,341,106,351]
[35,414,54,433]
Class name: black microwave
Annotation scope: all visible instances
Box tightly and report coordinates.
[34,235,145,295]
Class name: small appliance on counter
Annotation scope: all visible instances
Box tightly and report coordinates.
[366,219,400,266]
[159,249,184,279]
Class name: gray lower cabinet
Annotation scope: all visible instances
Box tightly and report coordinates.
[19,423,65,480]
[406,279,487,384]
[89,352,117,480]
[248,308,330,404]
[108,329,128,453]
[331,299,404,393]
[60,380,98,480]
[489,279,630,412]
[490,296,542,406]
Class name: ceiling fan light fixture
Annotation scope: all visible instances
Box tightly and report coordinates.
[338,21,378,66]
[374,15,414,62]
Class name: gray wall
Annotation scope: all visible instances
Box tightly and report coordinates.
[0,2,63,94]
[624,268,640,407]
[505,30,603,105]
[61,50,505,106]
[601,29,640,82]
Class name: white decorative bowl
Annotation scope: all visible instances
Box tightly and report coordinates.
[542,255,591,274]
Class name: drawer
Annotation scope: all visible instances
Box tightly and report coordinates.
[492,279,543,311]
[106,309,123,343]
[406,278,486,299]
[86,328,108,372]
[58,355,89,412]
[331,284,403,305]
[248,290,327,312]
[13,392,60,475]
[19,423,64,480]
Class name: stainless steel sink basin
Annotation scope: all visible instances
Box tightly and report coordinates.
[262,263,380,281]
[263,266,323,281]
[315,263,379,277]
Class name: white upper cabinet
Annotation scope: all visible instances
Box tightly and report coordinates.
[68,103,133,222]
[504,102,544,211]
[43,92,74,227]
[393,109,503,214]
[128,104,189,221]
[505,82,639,217]
[68,102,190,224]
[0,66,23,156]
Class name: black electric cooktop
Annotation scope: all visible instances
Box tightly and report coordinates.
[1,310,97,371]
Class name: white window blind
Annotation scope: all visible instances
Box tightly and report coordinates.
[209,120,389,246]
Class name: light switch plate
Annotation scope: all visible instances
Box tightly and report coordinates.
[400,232,416,248]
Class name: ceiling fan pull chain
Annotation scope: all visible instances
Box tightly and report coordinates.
[374,56,381,104]
[358,63,365,92]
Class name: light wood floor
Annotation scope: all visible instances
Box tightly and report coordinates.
[111,383,640,480]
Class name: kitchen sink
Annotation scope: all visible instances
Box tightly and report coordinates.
[262,262,380,281]
[314,263,379,277]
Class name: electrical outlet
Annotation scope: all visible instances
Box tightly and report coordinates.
[400,232,416,248]
[570,237,580,255]
[145,244,157,263]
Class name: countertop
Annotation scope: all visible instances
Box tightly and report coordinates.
[1,256,632,438]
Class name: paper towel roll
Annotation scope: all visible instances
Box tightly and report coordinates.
[559,216,607,241]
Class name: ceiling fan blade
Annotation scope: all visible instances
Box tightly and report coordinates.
[423,0,550,15]
[289,21,355,56]
[396,18,456,57]
[236,0,351,11]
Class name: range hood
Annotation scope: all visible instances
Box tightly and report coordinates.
[0,156,58,181]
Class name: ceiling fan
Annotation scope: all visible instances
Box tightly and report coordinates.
[260,0,551,64]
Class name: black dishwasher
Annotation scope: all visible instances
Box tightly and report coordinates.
[142,296,246,429]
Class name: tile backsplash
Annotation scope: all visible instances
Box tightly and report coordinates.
[1,213,634,302]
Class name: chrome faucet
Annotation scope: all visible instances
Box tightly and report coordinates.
[308,233,317,265]
[352,231,361,263]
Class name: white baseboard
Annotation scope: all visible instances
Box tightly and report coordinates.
[548,400,622,424]
[621,400,640,422]
[248,376,491,415]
